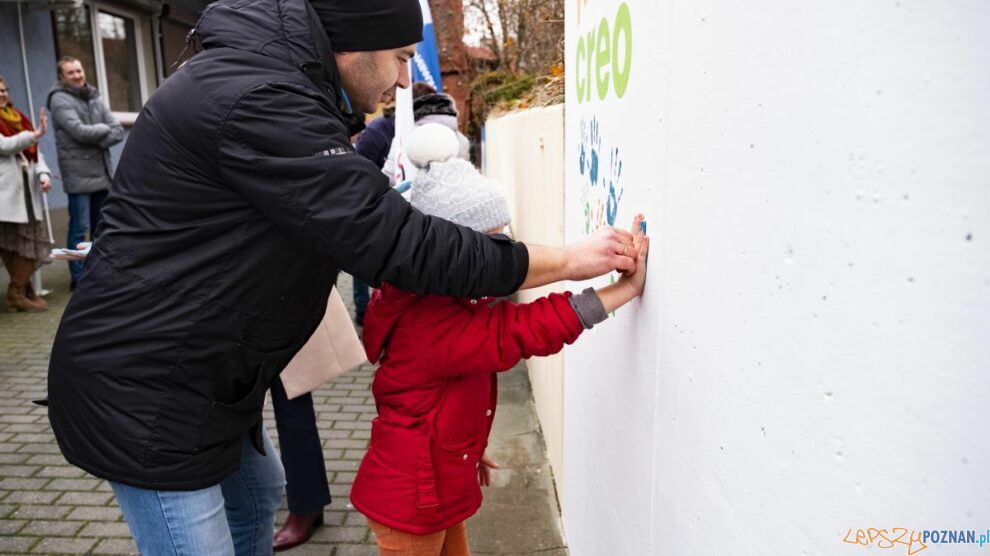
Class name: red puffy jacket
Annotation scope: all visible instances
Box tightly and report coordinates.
[350,284,585,534]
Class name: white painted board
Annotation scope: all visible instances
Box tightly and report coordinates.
[563,1,990,554]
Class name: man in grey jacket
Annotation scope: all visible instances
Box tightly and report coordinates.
[47,57,124,289]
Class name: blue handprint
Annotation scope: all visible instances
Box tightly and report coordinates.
[588,118,601,187]
[605,146,623,226]
[578,119,587,177]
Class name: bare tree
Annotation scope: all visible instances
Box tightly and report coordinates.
[465,0,563,75]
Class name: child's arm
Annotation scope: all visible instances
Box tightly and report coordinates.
[417,215,650,376]
[416,291,587,376]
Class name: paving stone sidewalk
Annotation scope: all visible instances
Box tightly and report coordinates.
[0,209,567,555]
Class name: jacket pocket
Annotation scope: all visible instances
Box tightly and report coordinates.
[433,437,484,513]
[194,342,296,454]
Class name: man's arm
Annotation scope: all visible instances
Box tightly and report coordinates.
[48,93,110,145]
[218,83,526,298]
[218,84,635,298]
[521,227,636,289]
[98,101,124,148]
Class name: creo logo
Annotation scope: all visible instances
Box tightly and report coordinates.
[575,2,632,104]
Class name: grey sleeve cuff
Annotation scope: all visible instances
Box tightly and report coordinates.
[569,287,608,329]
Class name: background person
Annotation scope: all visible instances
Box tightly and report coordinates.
[0,76,53,312]
[411,92,470,160]
[46,56,123,290]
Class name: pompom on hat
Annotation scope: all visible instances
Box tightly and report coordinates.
[406,123,460,168]
[407,124,511,233]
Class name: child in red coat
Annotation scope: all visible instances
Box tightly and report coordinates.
[351,124,650,556]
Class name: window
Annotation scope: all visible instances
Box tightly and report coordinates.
[53,2,156,118]
[98,10,142,112]
[161,9,199,78]
[52,5,101,92]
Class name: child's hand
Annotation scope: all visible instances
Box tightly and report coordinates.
[595,214,650,313]
[479,452,500,487]
[616,214,650,297]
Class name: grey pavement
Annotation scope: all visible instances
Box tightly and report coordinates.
[0,208,567,555]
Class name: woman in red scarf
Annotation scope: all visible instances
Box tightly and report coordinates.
[0,75,53,312]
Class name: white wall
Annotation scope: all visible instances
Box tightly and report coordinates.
[484,106,567,493]
[563,1,990,555]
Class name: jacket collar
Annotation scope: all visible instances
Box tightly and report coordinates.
[50,83,97,101]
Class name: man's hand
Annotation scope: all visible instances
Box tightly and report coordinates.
[564,226,637,280]
[520,226,636,290]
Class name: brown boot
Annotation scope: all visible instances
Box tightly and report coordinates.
[24,281,48,310]
[5,255,45,312]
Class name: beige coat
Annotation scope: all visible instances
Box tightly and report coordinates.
[0,131,50,224]
[279,287,367,400]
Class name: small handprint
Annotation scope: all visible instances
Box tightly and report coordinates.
[578,119,587,178]
[580,171,592,234]
[577,117,621,235]
[605,146,624,226]
[588,117,601,187]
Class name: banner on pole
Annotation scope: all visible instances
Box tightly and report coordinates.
[412,0,443,92]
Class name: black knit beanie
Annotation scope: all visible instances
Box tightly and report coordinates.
[309,0,423,52]
[413,93,458,120]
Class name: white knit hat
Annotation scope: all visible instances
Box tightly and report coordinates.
[406,123,511,233]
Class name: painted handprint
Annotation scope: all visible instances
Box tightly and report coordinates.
[576,116,620,235]
[579,163,592,234]
[605,146,624,226]
[588,117,601,187]
[578,117,601,189]
[578,119,587,178]
[580,185,606,234]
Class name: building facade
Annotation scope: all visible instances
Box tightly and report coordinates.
[1,0,208,208]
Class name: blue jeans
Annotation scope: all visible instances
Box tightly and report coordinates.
[352,277,369,325]
[66,190,109,283]
[110,427,285,556]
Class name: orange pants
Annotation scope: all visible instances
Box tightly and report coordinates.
[367,518,470,556]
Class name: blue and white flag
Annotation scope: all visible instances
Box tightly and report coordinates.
[411,0,443,92]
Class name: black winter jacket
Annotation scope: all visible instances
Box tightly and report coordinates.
[47,0,528,490]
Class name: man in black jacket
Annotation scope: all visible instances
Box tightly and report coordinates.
[46,0,638,552]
